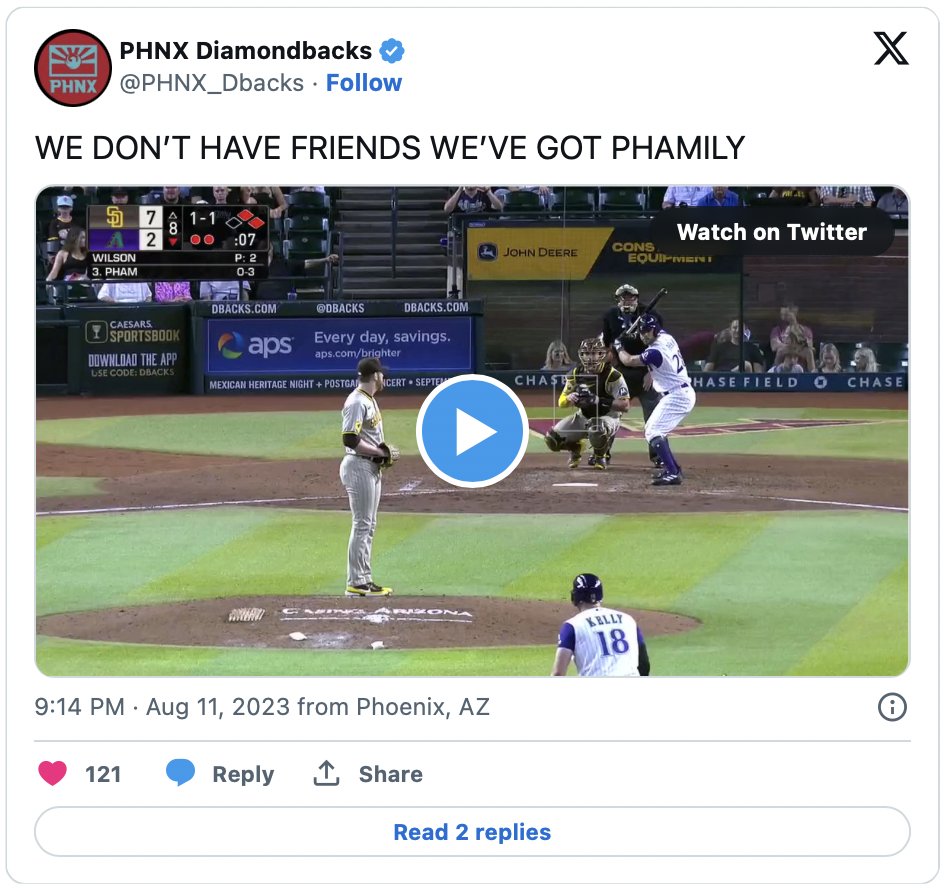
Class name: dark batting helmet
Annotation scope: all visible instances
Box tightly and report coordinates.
[639,314,661,333]
[571,573,604,606]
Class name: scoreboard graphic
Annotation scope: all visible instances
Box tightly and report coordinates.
[87,205,269,281]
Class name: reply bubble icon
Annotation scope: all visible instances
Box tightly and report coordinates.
[166,759,195,786]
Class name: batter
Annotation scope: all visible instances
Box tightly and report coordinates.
[619,314,695,486]
[339,357,400,596]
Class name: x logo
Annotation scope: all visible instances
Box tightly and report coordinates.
[874,31,908,65]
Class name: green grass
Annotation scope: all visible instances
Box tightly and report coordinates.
[37,476,104,499]
[37,406,906,462]
[36,508,907,678]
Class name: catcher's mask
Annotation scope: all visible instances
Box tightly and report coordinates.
[571,573,604,606]
[578,337,608,374]
[614,283,639,311]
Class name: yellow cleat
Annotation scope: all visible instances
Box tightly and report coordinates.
[345,583,393,597]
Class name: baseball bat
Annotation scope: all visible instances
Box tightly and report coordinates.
[624,288,668,338]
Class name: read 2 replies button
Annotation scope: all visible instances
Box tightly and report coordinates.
[416,375,530,488]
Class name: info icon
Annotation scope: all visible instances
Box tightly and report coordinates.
[416,375,530,489]
[34,29,112,107]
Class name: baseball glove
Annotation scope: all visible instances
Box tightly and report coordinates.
[375,443,400,470]
[572,385,598,408]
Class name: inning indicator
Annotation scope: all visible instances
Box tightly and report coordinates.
[87,204,269,280]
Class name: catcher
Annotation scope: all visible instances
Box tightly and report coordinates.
[339,357,399,596]
[543,337,630,469]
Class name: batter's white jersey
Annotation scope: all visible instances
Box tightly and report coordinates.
[557,606,643,677]
[640,332,691,394]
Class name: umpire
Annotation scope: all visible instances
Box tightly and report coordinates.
[601,284,663,466]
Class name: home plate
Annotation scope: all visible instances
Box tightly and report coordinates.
[553,482,599,487]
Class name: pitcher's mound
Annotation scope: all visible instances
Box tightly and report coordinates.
[37,596,700,651]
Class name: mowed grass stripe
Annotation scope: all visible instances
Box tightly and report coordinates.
[505,513,772,608]
[37,515,95,551]
[37,477,105,499]
[36,509,274,616]
[378,514,608,598]
[787,559,909,676]
[36,636,552,677]
[653,512,907,676]
[131,508,435,601]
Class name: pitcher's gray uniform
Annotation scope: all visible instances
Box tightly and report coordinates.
[340,387,387,594]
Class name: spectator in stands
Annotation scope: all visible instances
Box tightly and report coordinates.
[252,186,288,218]
[46,229,89,282]
[819,186,875,207]
[238,187,258,205]
[541,339,574,372]
[697,186,740,207]
[154,281,193,303]
[251,243,339,299]
[109,187,131,205]
[46,195,75,263]
[768,187,819,206]
[444,187,503,214]
[770,304,815,370]
[211,186,231,204]
[199,280,250,301]
[98,282,152,303]
[770,351,805,373]
[160,186,183,205]
[818,343,843,373]
[295,186,327,194]
[853,347,879,372]
[877,188,908,219]
[704,319,765,372]
[662,186,711,208]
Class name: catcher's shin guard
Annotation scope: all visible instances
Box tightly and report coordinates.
[544,430,565,453]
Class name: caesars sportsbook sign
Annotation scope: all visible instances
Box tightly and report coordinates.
[465,219,740,280]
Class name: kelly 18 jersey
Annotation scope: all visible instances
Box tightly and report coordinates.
[557,606,644,677]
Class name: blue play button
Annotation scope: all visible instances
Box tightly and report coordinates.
[416,375,530,488]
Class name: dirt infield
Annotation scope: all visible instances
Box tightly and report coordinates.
[37,446,906,516]
[36,596,699,650]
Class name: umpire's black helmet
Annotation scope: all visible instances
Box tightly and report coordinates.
[571,573,604,606]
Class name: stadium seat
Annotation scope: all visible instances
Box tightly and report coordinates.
[553,188,595,214]
[284,214,330,235]
[501,191,543,213]
[283,236,329,260]
[600,187,645,213]
[285,191,331,209]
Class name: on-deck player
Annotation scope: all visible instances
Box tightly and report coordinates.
[543,337,630,469]
[339,357,399,596]
[618,314,695,486]
[551,573,650,677]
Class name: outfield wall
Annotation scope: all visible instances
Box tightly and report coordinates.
[36,300,907,396]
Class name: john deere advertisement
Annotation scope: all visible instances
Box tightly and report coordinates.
[465,219,741,280]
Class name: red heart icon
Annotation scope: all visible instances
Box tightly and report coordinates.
[38,761,67,786]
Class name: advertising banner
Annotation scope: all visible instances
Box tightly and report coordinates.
[465,220,741,281]
[205,316,474,375]
[62,304,189,393]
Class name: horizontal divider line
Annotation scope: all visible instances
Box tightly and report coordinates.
[36,739,911,744]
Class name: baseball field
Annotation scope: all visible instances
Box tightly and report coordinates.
[35,390,908,677]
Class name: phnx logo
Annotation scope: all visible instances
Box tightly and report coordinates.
[217,331,293,359]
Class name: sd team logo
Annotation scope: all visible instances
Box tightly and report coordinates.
[34,29,112,107]
[218,332,245,359]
